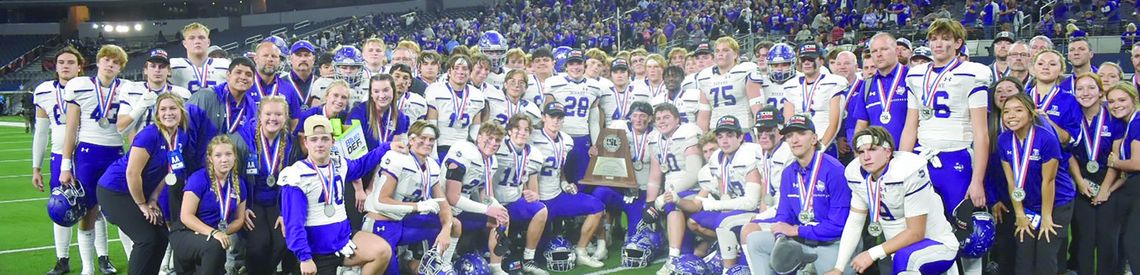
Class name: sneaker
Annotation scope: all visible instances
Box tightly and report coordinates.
[656,256,676,275]
[591,247,608,261]
[98,256,117,274]
[46,257,69,275]
[489,264,509,275]
[523,260,549,275]
[575,250,603,268]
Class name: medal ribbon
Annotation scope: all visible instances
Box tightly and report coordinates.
[54,81,67,118]
[190,58,212,88]
[448,83,470,126]
[648,79,665,98]
[377,110,396,142]
[1081,107,1107,164]
[544,130,565,168]
[1011,127,1037,191]
[615,85,633,119]
[864,166,885,223]
[224,95,245,133]
[1029,85,1061,110]
[763,144,782,196]
[506,96,523,119]
[509,140,529,186]
[289,71,314,104]
[253,74,280,98]
[94,78,120,121]
[482,154,495,202]
[797,151,824,212]
[216,172,235,223]
[657,134,672,168]
[800,74,823,113]
[719,151,735,196]
[167,129,179,176]
[877,65,904,116]
[921,59,961,108]
[260,132,283,180]
[844,78,863,110]
[305,160,336,206]
[412,154,431,200]
[632,129,649,163]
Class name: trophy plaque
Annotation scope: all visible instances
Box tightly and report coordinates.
[582,128,638,188]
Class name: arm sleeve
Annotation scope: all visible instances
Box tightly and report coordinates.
[346,142,392,182]
[800,169,852,241]
[707,181,762,211]
[365,170,415,215]
[678,155,703,191]
[833,210,868,271]
[280,185,313,261]
[32,118,50,169]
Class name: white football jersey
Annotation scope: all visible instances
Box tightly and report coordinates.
[118,82,192,133]
[630,79,668,103]
[680,73,698,91]
[277,157,351,226]
[784,73,849,143]
[759,142,794,209]
[696,62,759,128]
[486,69,506,91]
[311,77,369,105]
[650,88,702,124]
[844,152,957,247]
[366,152,441,220]
[425,82,486,146]
[32,81,69,153]
[656,123,703,191]
[530,129,574,200]
[484,88,541,126]
[525,74,550,106]
[760,72,805,109]
[702,143,763,203]
[905,61,991,150]
[492,140,546,202]
[62,77,130,147]
[169,57,230,91]
[396,91,428,121]
[598,85,649,123]
[608,121,658,190]
[442,141,499,205]
[543,76,604,136]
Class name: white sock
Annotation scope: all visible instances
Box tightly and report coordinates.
[53,223,73,259]
[78,229,95,274]
[119,231,134,261]
[523,249,536,260]
[442,237,459,261]
[595,240,606,250]
[668,248,680,257]
[575,247,589,255]
[94,217,109,256]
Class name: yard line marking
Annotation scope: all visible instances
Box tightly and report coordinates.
[583,259,666,275]
[0,140,32,145]
[0,238,122,255]
[0,121,27,128]
[0,174,32,179]
[0,158,32,163]
[0,148,31,152]
[0,198,46,204]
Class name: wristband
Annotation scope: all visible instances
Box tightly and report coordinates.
[61,158,73,171]
[748,97,766,106]
[869,245,887,261]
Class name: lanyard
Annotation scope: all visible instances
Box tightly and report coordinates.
[921,59,961,108]
[797,151,824,212]
[1011,127,1038,192]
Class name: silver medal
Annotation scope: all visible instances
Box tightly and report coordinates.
[1087,162,1100,173]
[165,173,176,186]
[633,162,644,171]
[323,204,335,217]
[879,113,891,124]
[218,222,228,231]
[267,175,276,186]
[98,117,110,128]
[920,108,934,120]
[867,222,883,237]
[1012,188,1026,202]
[798,211,814,224]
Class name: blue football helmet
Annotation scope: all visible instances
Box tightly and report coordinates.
[552,46,573,73]
[263,35,289,55]
[452,252,490,275]
[479,31,509,71]
[332,45,366,87]
[419,247,456,275]
[960,211,996,258]
[725,264,752,275]
[544,235,576,272]
[703,250,723,274]
[766,43,797,84]
[621,225,662,268]
[671,254,709,275]
[47,184,88,227]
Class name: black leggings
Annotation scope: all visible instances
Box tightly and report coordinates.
[244,203,296,275]
[1014,203,1074,275]
[169,229,226,275]
[98,186,169,275]
[1119,177,1140,274]
[1072,193,1121,275]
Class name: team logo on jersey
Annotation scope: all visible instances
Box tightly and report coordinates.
[918,169,926,179]
[1046,106,1060,116]
[815,181,826,191]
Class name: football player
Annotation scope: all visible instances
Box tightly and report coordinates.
[830,127,959,275]
[426,54,487,159]
[781,42,849,157]
[696,36,760,131]
[542,49,604,184]
[170,22,230,92]
[389,63,428,121]
[312,46,368,105]
[486,69,542,126]
[760,43,799,115]
[738,106,794,246]
[650,65,700,124]
[598,59,644,123]
[646,103,704,275]
[417,51,442,85]
[478,31,509,89]
[630,54,668,102]
[490,115,550,275]
[526,48,556,105]
[690,116,765,270]
[470,54,503,109]
[442,123,512,265]
[117,49,192,141]
[361,38,389,79]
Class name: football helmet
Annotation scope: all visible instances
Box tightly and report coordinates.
[263,35,289,55]
[703,250,723,274]
[725,264,751,275]
[47,184,88,227]
[332,45,366,87]
[671,254,708,275]
[544,235,576,272]
[452,252,490,275]
[959,211,997,258]
[419,247,456,275]
[478,31,508,71]
[552,46,573,73]
[621,225,662,268]
[766,43,797,84]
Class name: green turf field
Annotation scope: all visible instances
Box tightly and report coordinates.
[0,117,664,275]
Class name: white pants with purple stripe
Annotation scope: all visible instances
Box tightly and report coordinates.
[891,238,959,275]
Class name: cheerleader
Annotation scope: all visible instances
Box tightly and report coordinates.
[278,114,400,275]
[231,96,303,275]
[1097,62,1124,91]
[172,136,247,274]
[97,93,212,274]
[351,74,410,149]
[998,93,1076,275]
[59,45,129,275]
[984,76,1026,275]
[1105,82,1140,273]
[1070,73,1124,275]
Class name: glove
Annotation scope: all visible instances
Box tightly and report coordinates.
[337,240,357,258]
[416,200,441,214]
[130,92,158,119]
[642,205,660,224]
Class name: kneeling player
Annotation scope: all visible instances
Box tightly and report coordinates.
[442,122,509,263]
[646,103,705,275]
[490,114,550,275]
[365,121,461,274]
[690,116,764,270]
[828,127,958,275]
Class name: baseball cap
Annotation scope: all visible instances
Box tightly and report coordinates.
[566,49,585,63]
[896,38,913,50]
[780,114,815,135]
[611,59,630,71]
[303,115,334,137]
[543,102,567,117]
[993,31,1015,44]
[714,116,743,134]
[146,48,170,65]
[531,47,553,60]
[911,46,933,61]
[290,40,316,54]
[798,43,822,59]
[693,43,713,55]
[755,105,784,129]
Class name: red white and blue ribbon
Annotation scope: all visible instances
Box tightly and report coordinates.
[798,151,824,212]
[93,78,120,121]
[921,59,961,109]
[1011,127,1038,193]
[1081,107,1107,165]
[877,65,904,116]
